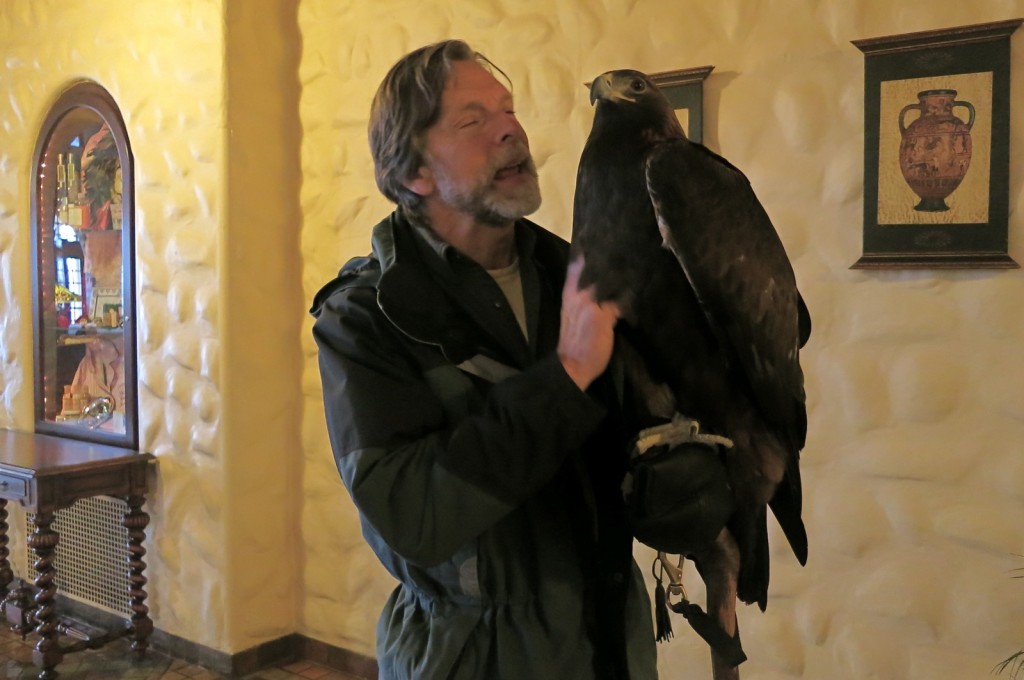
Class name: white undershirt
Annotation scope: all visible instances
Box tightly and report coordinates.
[487,258,528,340]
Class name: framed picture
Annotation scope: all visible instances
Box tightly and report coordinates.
[650,65,714,145]
[91,287,121,325]
[852,19,1021,269]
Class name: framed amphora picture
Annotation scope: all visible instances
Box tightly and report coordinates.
[852,19,1021,269]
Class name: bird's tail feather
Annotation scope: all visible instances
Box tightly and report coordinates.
[770,466,808,565]
[735,504,770,611]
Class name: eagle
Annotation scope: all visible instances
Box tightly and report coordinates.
[571,69,810,679]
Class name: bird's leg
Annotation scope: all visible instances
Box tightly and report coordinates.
[613,334,676,420]
[701,526,742,680]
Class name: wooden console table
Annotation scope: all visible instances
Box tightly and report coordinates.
[0,428,155,680]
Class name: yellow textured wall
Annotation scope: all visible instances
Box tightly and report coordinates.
[298,1,1024,677]
[0,0,301,656]
[1,0,1022,674]
[222,0,304,650]
[0,0,231,650]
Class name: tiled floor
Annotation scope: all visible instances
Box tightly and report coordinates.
[0,622,363,680]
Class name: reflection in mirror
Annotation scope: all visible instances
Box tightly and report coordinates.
[32,81,136,448]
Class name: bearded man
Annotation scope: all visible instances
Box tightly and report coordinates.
[310,40,658,680]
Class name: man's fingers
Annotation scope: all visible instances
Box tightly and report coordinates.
[599,299,621,321]
[565,256,584,293]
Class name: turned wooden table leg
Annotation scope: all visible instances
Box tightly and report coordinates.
[0,498,11,598]
[29,511,61,680]
[124,494,152,656]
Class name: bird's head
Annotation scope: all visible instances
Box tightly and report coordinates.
[587,69,685,139]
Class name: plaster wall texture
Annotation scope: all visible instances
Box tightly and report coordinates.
[297,1,1024,678]
[0,0,1020,674]
[0,0,302,655]
[0,0,230,649]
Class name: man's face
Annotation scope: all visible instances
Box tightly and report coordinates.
[412,60,541,226]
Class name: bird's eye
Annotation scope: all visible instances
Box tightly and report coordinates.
[630,79,646,93]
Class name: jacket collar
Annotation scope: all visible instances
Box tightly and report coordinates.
[372,210,567,367]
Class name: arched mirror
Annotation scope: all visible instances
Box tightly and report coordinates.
[31,81,137,448]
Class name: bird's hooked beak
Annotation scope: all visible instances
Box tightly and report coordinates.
[589,73,613,105]
[589,72,633,105]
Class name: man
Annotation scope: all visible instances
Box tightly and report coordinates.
[311,40,658,679]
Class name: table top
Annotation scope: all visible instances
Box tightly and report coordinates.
[0,428,153,477]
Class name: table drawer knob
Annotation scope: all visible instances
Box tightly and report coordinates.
[0,475,27,500]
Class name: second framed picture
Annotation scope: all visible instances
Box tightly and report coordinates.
[650,65,714,145]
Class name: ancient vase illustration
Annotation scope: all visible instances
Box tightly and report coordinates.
[898,89,975,212]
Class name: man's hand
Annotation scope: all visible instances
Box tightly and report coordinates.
[558,257,619,391]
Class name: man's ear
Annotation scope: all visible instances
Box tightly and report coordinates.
[403,165,435,198]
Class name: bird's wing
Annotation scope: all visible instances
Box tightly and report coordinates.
[645,139,808,451]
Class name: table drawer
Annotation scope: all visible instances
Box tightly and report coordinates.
[0,472,28,501]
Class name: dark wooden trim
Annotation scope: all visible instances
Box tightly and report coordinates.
[150,629,380,678]
[303,636,380,679]
[47,594,379,677]
[852,18,1023,56]
[851,252,1019,269]
[648,64,714,87]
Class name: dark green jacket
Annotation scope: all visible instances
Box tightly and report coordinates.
[311,211,657,680]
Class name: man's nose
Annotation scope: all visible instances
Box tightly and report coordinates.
[496,114,526,145]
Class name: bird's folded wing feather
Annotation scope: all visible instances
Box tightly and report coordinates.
[644,139,807,451]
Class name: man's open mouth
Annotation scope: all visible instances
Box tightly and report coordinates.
[494,162,526,181]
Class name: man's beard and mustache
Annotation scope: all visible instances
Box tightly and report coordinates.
[432,144,542,226]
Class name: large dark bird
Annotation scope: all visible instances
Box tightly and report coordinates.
[571,69,810,679]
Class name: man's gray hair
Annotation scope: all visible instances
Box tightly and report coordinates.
[368,40,509,215]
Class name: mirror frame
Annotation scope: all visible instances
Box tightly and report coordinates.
[30,80,138,449]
